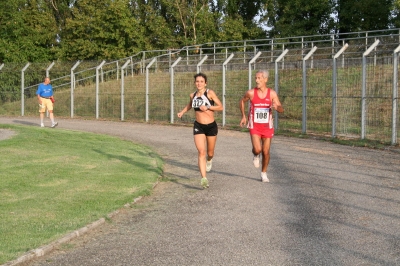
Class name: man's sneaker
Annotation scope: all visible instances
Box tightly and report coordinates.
[206,159,213,172]
[201,177,209,188]
[261,172,269,183]
[253,155,260,168]
[51,122,58,128]
[40,123,44,128]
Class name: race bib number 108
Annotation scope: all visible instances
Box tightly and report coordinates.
[254,108,270,123]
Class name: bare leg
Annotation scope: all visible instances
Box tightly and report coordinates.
[49,110,54,124]
[206,135,217,161]
[39,112,45,124]
[261,138,272,173]
[250,134,262,156]
[194,134,207,178]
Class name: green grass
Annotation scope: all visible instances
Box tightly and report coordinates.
[0,124,163,264]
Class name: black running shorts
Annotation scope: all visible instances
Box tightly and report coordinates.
[193,120,218,136]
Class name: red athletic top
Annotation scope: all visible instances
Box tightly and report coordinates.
[248,88,273,130]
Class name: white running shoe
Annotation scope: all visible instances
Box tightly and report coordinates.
[40,123,44,128]
[201,177,209,188]
[261,172,269,183]
[206,159,212,172]
[51,122,58,128]
[253,155,260,168]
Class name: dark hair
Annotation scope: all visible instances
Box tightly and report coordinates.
[194,72,207,83]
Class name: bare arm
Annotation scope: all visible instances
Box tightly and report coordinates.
[205,89,223,112]
[177,94,194,118]
[270,90,284,113]
[239,90,252,127]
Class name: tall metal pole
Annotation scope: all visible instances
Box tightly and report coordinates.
[145,58,157,122]
[248,52,262,90]
[302,46,317,134]
[21,63,30,117]
[197,55,208,73]
[170,57,182,123]
[332,44,349,138]
[274,49,289,129]
[392,45,400,145]
[46,62,55,78]
[96,61,106,119]
[70,61,81,118]
[361,40,380,139]
[120,59,131,121]
[222,54,235,126]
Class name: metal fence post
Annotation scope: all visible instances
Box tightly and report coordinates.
[248,52,262,90]
[213,43,216,64]
[392,45,400,145]
[222,54,235,126]
[46,62,55,78]
[170,57,182,123]
[361,40,380,139]
[116,61,119,81]
[145,58,157,122]
[96,60,106,119]
[130,56,134,77]
[332,44,349,138]
[302,46,317,134]
[121,59,131,121]
[21,63,30,116]
[141,51,146,74]
[197,55,208,73]
[70,60,81,118]
[274,49,289,129]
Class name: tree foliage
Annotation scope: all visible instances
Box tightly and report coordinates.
[0,0,59,62]
[265,0,335,38]
[0,0,398,62]
[337,0,393,35]
[61,0,145,60]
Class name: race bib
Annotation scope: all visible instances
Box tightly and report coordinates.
[192,99,205,108]
[254,108,270,123]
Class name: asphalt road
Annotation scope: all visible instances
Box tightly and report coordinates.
[1,117,399,266]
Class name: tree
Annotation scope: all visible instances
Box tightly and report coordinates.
[0,0,60,62]
[392,0,400,28]
[61,0,145,60]
[212,0,266,40]
[264,0,335,38]
[336,0,393,35]
[130,0,178,51]
[160,0,210,46]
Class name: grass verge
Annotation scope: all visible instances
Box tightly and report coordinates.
[0,124,163,264]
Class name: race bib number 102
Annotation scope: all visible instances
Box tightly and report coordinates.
[254,108,270,123]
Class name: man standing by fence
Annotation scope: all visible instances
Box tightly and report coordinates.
[239,70,284,182]
[36,77,58,128]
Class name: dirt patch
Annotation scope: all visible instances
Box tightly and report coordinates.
[0,129,16,141]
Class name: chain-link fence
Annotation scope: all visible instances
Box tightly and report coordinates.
[0,29,399,145]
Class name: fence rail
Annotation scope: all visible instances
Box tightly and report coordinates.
[0,29,399,145]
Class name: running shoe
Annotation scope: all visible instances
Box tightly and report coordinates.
[206,159,213,172]
[40,123,44,128]
[51,122,58,128]
[253,155,260,168]
[261,172,269,183]
[201,177,209,188]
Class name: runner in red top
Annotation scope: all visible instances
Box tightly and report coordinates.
[239,70,284,183]
[247,86,274,138]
